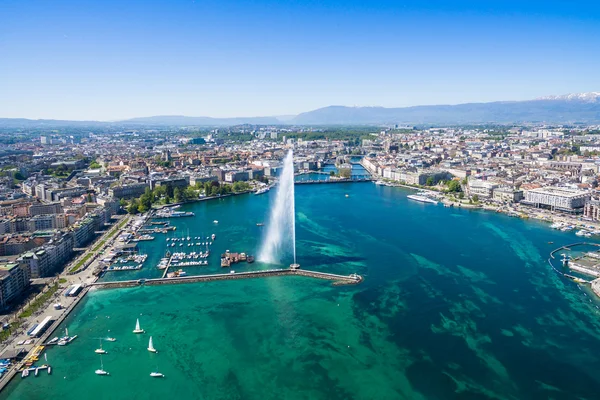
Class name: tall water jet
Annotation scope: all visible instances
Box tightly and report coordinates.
[259,150,296,265]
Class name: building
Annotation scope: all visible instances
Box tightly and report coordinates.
[468,180,499,199]
[149,177,188,191]
[492,187,524,203]
[523,187,591,212]
[0,262,30,308]
[108,183,149,199]
[224,170,250,182]
[29,202,63,216]
[584,199,600,221]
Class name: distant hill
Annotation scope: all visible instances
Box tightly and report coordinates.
[121,115,281,126]
[291,93,600,125]
[2,92,600,127]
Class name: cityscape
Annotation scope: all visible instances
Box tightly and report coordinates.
[2,0,600,399]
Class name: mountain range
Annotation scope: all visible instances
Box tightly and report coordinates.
[1,92,599,128]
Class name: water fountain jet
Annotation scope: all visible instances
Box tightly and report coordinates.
[258,150,296,265]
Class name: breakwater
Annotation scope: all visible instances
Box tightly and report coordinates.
[91,268,363,289]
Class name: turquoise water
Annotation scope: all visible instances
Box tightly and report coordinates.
[4,182,600,399]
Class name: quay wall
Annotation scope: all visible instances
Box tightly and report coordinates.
[0,287,90,392]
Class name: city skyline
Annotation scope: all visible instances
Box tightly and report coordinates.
[1,0,600,120]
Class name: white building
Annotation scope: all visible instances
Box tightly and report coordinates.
[524,187,590,211]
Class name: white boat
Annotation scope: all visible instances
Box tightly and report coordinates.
[150,372,164,378]
[148,336,157,353]
[133,318,145,334]
[106,337,116,342]
[95,340,107,354]
[254,187,270,195]
[95,356,109,376]
[211,234,216,240]
[213,220,219,224]
[374,180,385,185]
[21,369,29,378]
[407,194,438,204]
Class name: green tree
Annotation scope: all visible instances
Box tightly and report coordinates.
[127,199,140,214]
[446,180,462,193]
[184,186,197,200]
[472,194,479,203]
[338,168,351,178]
[425,177,435,186]
[174,187,183,203]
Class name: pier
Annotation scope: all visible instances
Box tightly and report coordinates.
[92,267,363,289]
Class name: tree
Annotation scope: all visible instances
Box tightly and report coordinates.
[446,180,462,193]
[127,199,139,214]
[472,194,479,203]
[86,193,93,203]
[184,186,197,200]
[338,168,351,178]
[329,171,335,176]
[174,187,183,203]
[425,177,435,186]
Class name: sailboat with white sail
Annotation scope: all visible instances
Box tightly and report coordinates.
[148,336,157,353]
[133,318,145,334]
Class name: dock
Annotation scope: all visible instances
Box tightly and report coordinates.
[92,267,363,289]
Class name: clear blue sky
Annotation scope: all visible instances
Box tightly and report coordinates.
[1,0,599,120]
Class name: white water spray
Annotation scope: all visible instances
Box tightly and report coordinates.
[258,150,296,265]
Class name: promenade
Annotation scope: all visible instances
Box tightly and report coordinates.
[0,214,134,392]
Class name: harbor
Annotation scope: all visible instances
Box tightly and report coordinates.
[4,157,600,399]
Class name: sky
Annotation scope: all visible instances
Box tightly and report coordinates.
[1,0,600,120]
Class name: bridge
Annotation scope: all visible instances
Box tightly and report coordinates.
[92,268,363,289]
[295,177,373,185]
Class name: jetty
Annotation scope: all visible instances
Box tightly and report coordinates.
[92,267,363,289]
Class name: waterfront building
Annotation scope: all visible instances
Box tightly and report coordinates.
[468,180,499,199]
[523,187,591,212]
[492,187,524,203]
[584,199,600,221]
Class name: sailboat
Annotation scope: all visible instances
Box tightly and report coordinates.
[45,354,52,375]
[150,356,164,377]
[148,336,157,353]
[95,355,109,376]
[133,318,145,334]
[95,339,107,354]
